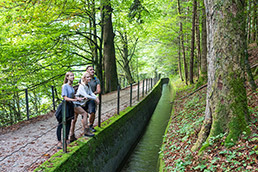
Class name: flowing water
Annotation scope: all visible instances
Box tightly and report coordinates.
[120,83,173,172]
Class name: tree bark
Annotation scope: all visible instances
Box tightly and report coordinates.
[116,31,135,84]
[200,0,207,78]
[195,0,201,81]
[189,0,197,84]
[178,36,184,81]
[251,0,257,43]
[178,0,188,85]
[247,0,252,43]
[256,0,258,43]
[88,0,100,70]
[102,0,118,93]
[193,0,250,151]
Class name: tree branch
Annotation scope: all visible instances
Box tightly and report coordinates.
[171,84,207,103]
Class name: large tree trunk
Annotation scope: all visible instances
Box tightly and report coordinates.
[102,0,118,93]
[189,0,197,84]
[192,0,250,151]
[200,0,207,78]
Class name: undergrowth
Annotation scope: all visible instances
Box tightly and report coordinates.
[161,77,258,172]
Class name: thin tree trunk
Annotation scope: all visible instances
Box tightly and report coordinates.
[245,0,257,91]
[122,41,135,84]
[256,0,258,43]
[200,0,207,78]
[253,0,257,43]
[178,0,188,85]
[121,32,135,84]
[178,36,184,81]
[247,0,252,43]
[195,0,201,81]
[14,91,21,120]
[92,0,99,67]
[245,44,257,91]
[189,0,197,84]
[251,0,256,42]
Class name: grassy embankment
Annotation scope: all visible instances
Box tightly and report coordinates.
[160,75,258,172]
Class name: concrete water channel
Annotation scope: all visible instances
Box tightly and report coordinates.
[35,78,174,172]
[119,83,174,172]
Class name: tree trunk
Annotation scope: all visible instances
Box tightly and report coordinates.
[200,0,207,78]
[178,0,188,85]
[102,0,118,93]
[256,0,258,43]
[122,40,135,84]
[178,36,184,81]
[92,0,99,67]
[14,91,21,120]
[253,0,257,43]
[192,0,250,151]
[247,0,252,44]
[86,0,103,83]
[117,31,135,84]
[189,0,197,84]
[195,0,201,81]
[251,0,257,43]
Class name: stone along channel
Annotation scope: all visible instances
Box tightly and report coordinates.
[120,83,173,172]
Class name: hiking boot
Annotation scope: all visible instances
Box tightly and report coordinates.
[84,128,95,137]
[70,134,77,142]
[89,125,96,132]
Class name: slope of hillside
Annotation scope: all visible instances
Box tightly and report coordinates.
[161,45,258,171]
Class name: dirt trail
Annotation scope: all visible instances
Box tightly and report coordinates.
[0,81,152,172]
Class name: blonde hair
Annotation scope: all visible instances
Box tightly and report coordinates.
[81,71,91,83]
[63,71,73,84]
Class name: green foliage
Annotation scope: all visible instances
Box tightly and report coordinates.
[161,78,206,171]
[0,0,101,126]
[161,77,258,171]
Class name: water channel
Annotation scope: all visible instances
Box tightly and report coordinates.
[120,83,173,172]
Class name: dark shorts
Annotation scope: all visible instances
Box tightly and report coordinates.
[82,100,96,114]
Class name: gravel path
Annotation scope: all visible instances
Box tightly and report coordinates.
[0,81,152,172]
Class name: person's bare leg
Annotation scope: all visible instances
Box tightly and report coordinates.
[89,113,95,126]
[81,112,88,134]
[83,113,94,137]
[89,112,96,132]
[70,113,78,136]
[74,107,93,137]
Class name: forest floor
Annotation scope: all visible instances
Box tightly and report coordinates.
[161,44,258,171]
[0,81,148,172]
